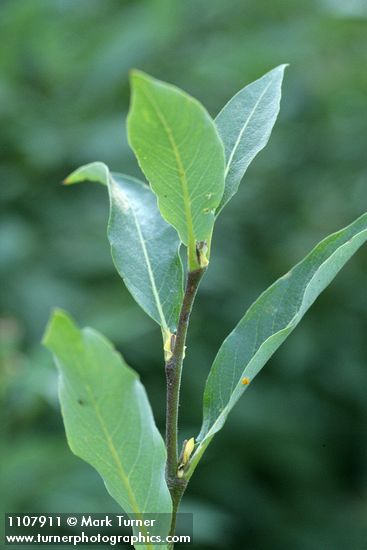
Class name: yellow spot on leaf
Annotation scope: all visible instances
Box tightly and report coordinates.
[241,377,250,385]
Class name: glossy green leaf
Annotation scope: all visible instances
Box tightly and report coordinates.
[127,70,225,269]
[188,212,367,476]
[65,162,183,345]
[216,65,287,213]
[43,310,172,549]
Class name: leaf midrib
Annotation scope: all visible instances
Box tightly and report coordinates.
[223,78,274,179]
[138,85,195,248]
[109,175,169,332]
[70,345,153,549]
[202,224,367,443]
[120,181,168,332]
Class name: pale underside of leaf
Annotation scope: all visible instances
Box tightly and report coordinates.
[64,162,183,339]
[43,310,172,550]
[216,64,287,213]
[186,212,367,478]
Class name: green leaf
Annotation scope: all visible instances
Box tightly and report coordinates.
[216,65,287,213]
[65,162,183,349]
[127,70,225,269]
[43,310,172,549]
[188,212,367,477]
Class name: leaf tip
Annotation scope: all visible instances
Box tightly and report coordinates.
[42,308,69,347]
[63,175,73,185]
[42,308,79,354]
[64,162,109,187]
[270,63,289,80]
[129,68,149,87]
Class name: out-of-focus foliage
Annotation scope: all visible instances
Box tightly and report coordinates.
[1,1,367,549]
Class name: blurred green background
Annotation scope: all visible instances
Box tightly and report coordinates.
[1,1,367,548]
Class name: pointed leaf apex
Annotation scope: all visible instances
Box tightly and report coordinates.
[63,162,109,186]
[216,64,288,212]
[42,309,77,349]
